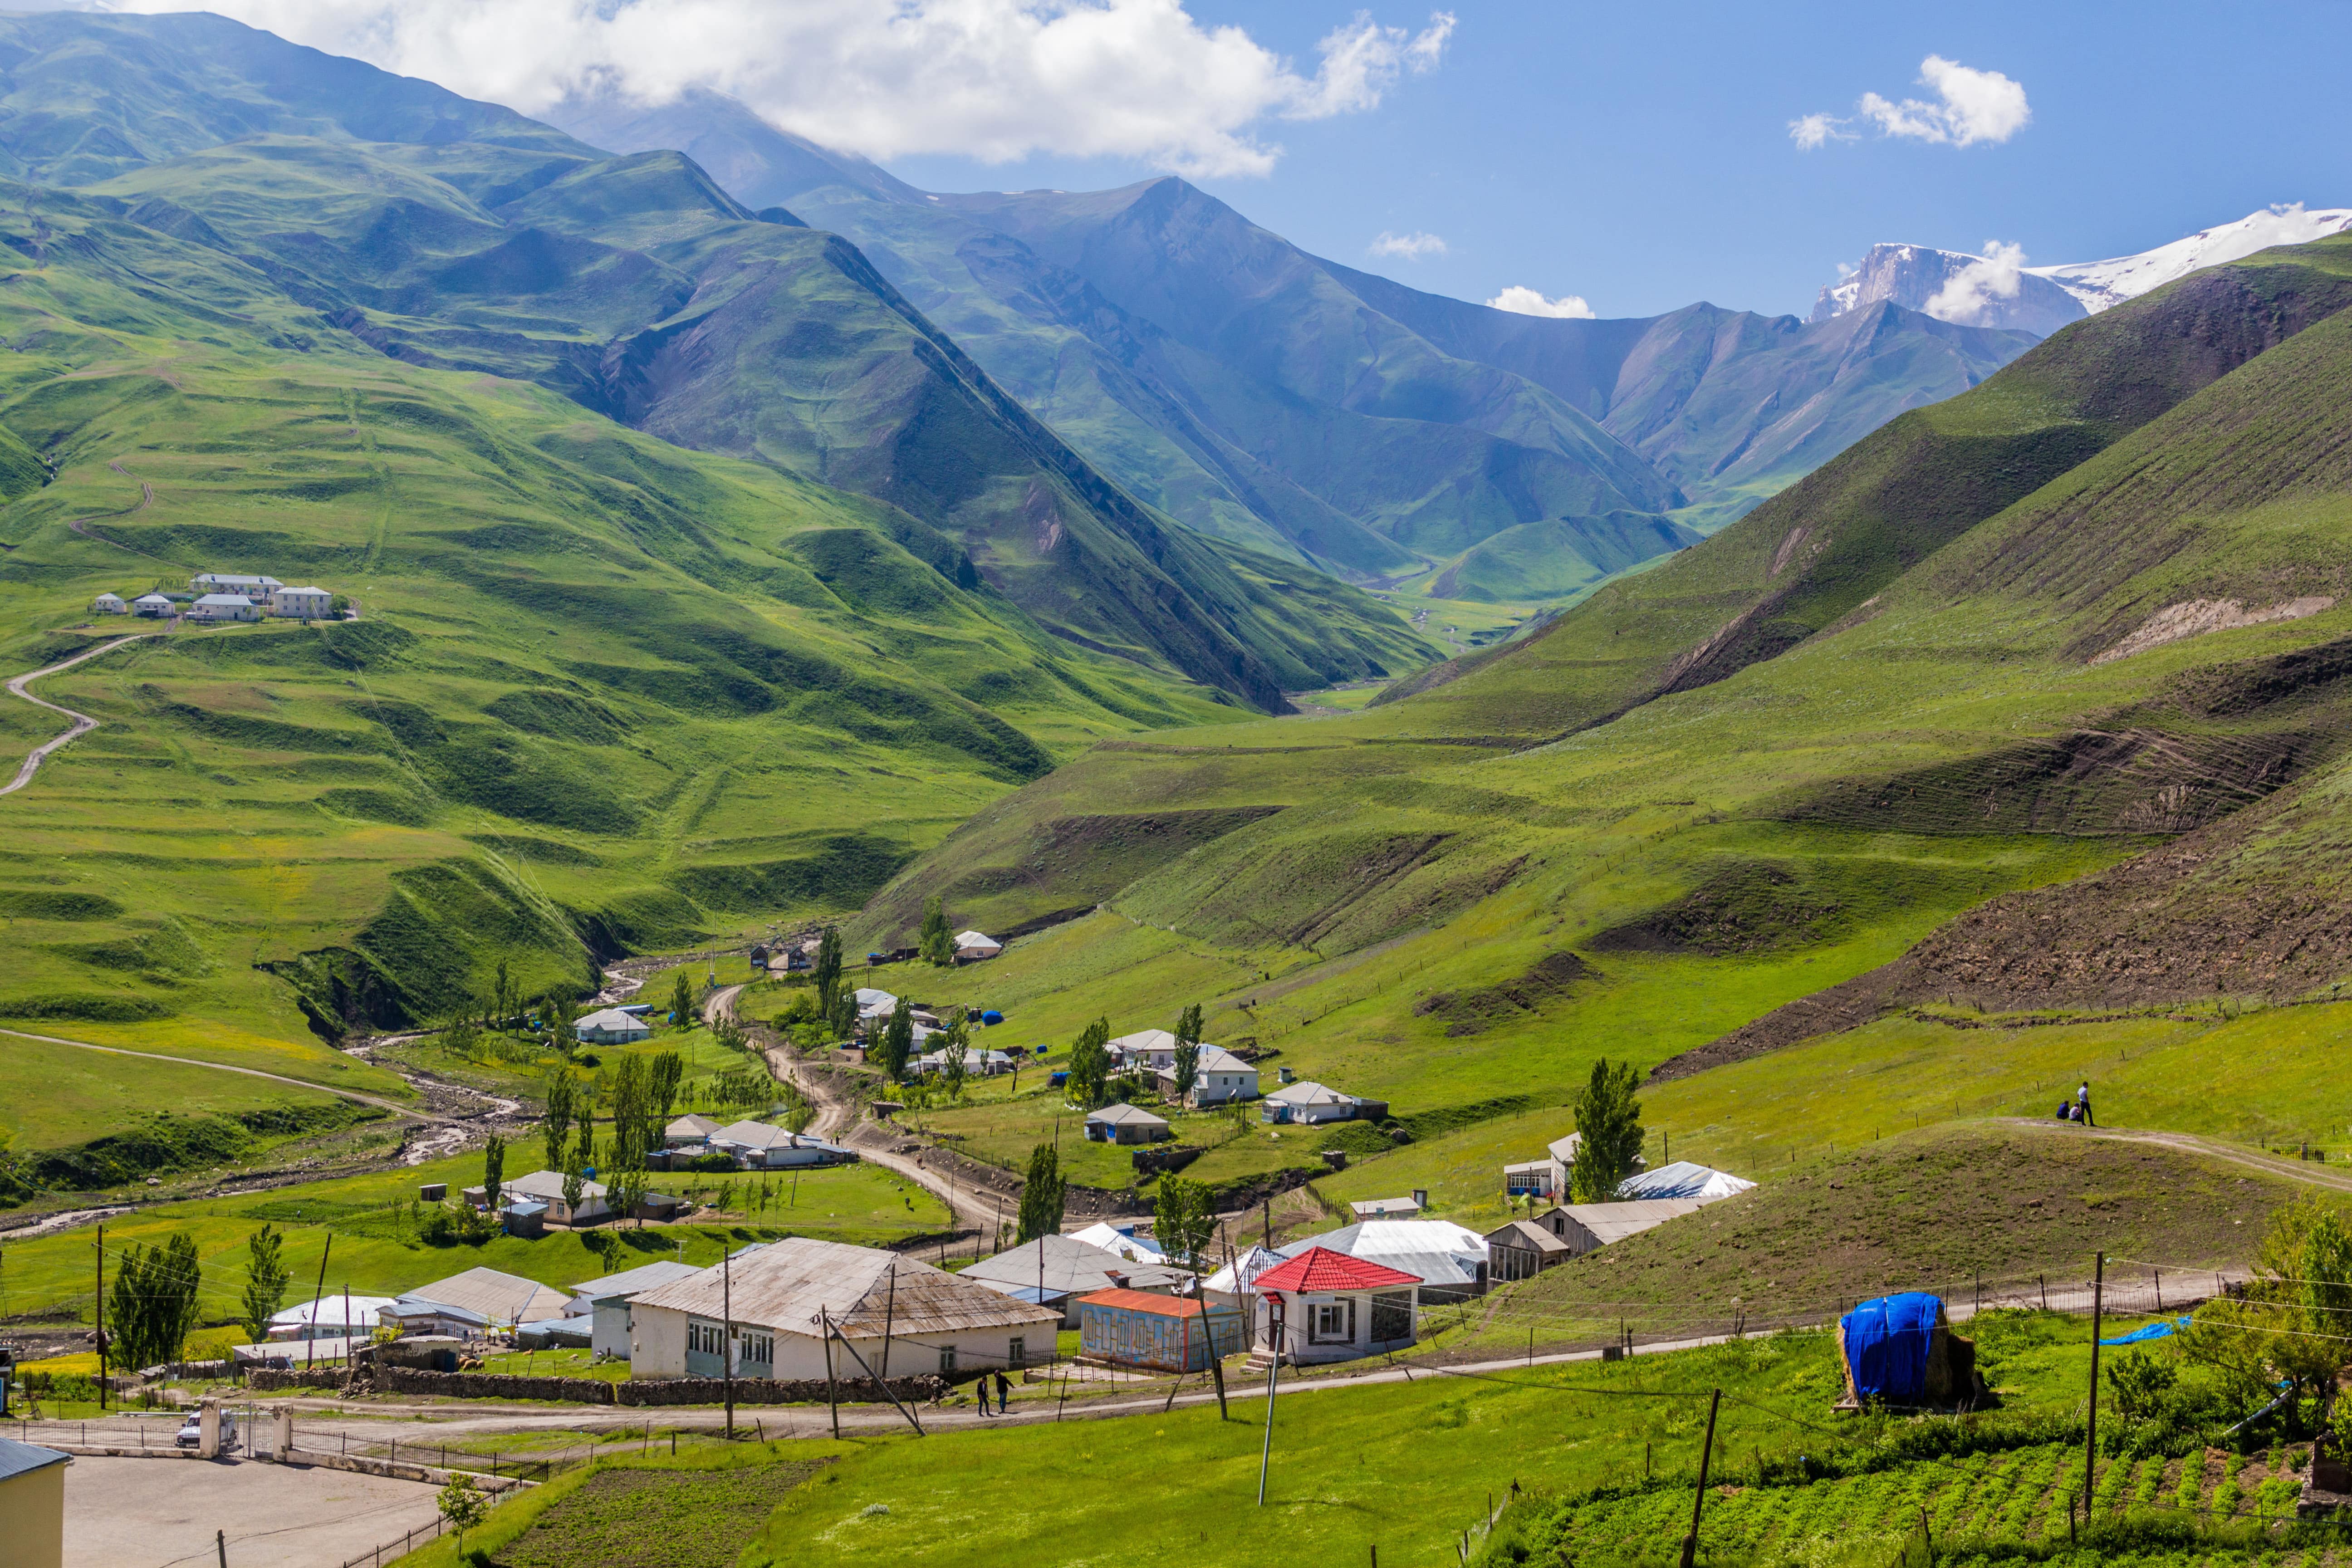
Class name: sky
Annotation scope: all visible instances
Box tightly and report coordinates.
[95,0,2352,320]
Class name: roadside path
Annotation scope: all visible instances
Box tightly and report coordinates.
[2,632,153,796]
[710,983,999,1235]
[2001,1117,2352,1193]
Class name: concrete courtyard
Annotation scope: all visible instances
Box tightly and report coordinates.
[64,1454,444,1568]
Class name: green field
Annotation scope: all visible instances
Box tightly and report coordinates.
[387,1305,2304,1568]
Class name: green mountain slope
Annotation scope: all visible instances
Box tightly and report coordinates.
[848,234,2352,1216]
[0,166,1252,1073]
[547,92,2038,602]
[0,15,1430,711]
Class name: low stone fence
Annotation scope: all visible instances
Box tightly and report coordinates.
[248,1364,948,1406]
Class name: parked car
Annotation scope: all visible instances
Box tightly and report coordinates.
[175,1416,202,1449]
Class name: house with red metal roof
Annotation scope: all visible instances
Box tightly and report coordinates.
[1248,1245,1421,1366]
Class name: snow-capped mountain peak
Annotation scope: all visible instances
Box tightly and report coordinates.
[1812,205,2352,336]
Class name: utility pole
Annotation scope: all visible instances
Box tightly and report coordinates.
[1677,1387,1721,1568]
[722,1244,735,1439]
[303,1235,331,1373]
[1258,1300,1284,1505]
[93,1225,105,1412]
[2084,1251,2105,1524]
[820,1307,840,1439]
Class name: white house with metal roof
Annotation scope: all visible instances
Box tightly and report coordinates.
[562,1259,703,1359]
[270,585,333,619]
[131,593,174,617]
[1277,1218,1490,1301]
[708,1120,854,1168]
[91,592,126,614]
[503,1168,611,1225]
[190,593,260,622]
[953,929,1002,960]
[626,1236,1059,1381]
[189,572,282,596]
[1260,1080,1367,1125]
[380,1266,570,1337]
[575,1007,652,1044]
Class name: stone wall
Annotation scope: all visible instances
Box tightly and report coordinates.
[246,1363,947,1406]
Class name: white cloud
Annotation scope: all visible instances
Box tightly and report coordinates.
[96,0,1458,180]
[1924,240,2028,323]
[1485,286,1595,319]
[1370,230,1447,260]
[1786,112,1851,152]
[1795,55,2029,152]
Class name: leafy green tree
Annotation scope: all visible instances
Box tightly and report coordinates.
[481,1134,506,1213]
[540,1068,576,1172]
[1066,1016,1112,1107]
[669,970,696,1029]
[1016,1142,1066,1243]
[649,1051,683,1124]
[919,895,953,966]
[1153,1175,1217,1271]
[1171,1002,1204,1105]
[111,1233,201,1370]
[545,991,579,1055]
[573,1081,598,1171]
[491,957,512,1029]
[879,996,916,1081]
[828,986,859,1044]
[940,1014,970,1101]
[1568,1058,1645,1205]
[814,926,843,1014]
[2186,1197,2352,1406]
[240,1223,290,1344]
[561,1157,587,1222]
[438,1475,489,1554]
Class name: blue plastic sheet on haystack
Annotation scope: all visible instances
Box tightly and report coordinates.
[1842,1293,1942,1401]
[2099,1314,2193,1346]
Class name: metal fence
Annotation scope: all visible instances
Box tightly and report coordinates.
[342,1514,445,1568]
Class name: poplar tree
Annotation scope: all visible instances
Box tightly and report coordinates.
[541,1068,576,1172]
[879,996,915,1081]
[813,925,843,1014]
[1066,1015,1112,1107]
[919,895,953,966]
[1171,1002,1204,1105]
[1016,1143,1066,1243]
[1569,1058,1645,1204]
[240,1224,290,1344]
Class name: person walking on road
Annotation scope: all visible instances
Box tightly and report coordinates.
[2077,1082,2094,1127]
[994,1368,1012,1416]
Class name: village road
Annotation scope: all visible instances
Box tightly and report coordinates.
[61,1452,441,1568]
[2,632,153,796]
[710,983,999,1236]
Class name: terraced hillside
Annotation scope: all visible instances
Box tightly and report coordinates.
[855,234,2352,1216]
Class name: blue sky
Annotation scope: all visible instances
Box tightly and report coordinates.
[880,0,2352,319]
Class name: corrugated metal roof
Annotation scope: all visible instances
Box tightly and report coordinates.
[0,1436,70,1481]
[1485,1219,1572,1253]
[565,1259,702,1303]
[961,1233,1190,1298]
[394,1267,569,1326]
[626,1236,1058,1339]
[1202,1245,1284,1295]
[1557,1198,1707,1244]
[1280,1220,1488,1289]
[1085,1102,1168,1127]
[507,1169,606,1202]
[1078,1288,1215,1318]
[1265,1080,1353,1106]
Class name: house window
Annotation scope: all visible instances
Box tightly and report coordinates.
[1308,1298,1356,1344]
[938,1345,957,1375]
[1008,1338,1025,1367]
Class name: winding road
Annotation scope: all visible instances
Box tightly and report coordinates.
[706,983,1003,1236]
[2,632,153,796]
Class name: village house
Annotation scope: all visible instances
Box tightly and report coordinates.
[91,592,126,614]
[953,929,1003,961]
[960,1233,1190,1326]
[189,593,260,623]
[270,585,333,618]
[625,1236,1060,1381]
[707,1120,855,1169]
[0,1436,68,1568]
[267,1295,397,1341]
[1485,1217,1575,1280]
[1250,1246,1421,1366]
[1078,1289,1246,1372]
[131,593,174,617]
[1260,1079,1379,1125]
[562,1259,703,1359]
[503,1168,612,1225]
[1083,1102,1172,1144]
[380,1266,570,1338]
[1349,1191,1427,1220]
[575,1007,652,1044]
[1534,1198,1709,1258]
[1068,1221,1164,1264]
[189,572,282,597]
[664,1112,722,1148]
[1157,1044,1258,1106]
[1279,1218,1490,1301]
[1202,1244,1285,1317]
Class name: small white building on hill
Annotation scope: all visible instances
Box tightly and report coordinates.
[190,593,260,622]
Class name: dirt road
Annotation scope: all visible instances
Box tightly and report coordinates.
[2,632,154,796]
[707,983,1002,1235]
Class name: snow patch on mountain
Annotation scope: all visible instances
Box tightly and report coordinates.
[1813,205,2352,335]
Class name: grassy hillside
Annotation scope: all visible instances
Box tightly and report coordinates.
[0,164,1276,1094]
[847,235,2352,1212]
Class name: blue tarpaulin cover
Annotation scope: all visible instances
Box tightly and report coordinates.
[2100,1315,2193,1346]
[1842,1293,1942,1402]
